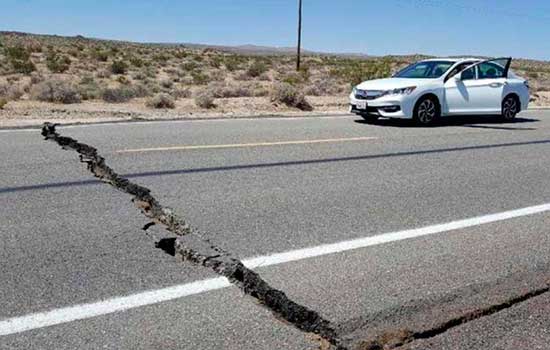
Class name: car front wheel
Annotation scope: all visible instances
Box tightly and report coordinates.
[502,96,519,121]
[413,97,439,126]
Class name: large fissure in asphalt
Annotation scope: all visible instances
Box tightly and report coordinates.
[41,123,346,349]
[41,122,550,350]
[353,272,550,350]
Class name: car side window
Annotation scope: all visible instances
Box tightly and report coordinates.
[460,66,476,81]
[446,62,472,81]
[478,62,505,79]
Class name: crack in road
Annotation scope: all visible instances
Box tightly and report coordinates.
[41,123,346,349]
[353,275,550,350]
[40,122,550,350]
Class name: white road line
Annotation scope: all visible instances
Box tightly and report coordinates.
[0,128,40,134]
[0,278,230,337]
[116,136,378,153]
[2,202,550,336]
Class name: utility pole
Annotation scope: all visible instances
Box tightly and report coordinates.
[296,0,302,71]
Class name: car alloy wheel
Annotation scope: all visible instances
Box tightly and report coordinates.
[417,99,437,125]
[502,97,518,120]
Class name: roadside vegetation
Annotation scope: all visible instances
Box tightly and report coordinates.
[0,31,549,115]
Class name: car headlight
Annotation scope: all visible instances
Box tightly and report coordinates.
[384,86,417,96]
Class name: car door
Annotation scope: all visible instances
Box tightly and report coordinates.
[443,61,477,114]
[444,58,511,115]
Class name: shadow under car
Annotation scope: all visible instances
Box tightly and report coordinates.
[354,115,540,129]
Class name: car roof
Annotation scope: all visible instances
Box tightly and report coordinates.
[420,57,482,63]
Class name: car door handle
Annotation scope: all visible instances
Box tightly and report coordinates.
[489,82,504,88]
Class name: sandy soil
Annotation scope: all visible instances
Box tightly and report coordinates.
[531,91,550,107]
[1,93,548,128]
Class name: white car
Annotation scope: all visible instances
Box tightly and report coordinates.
[349,57,530,125]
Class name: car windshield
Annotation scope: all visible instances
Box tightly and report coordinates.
[394,61,454,78]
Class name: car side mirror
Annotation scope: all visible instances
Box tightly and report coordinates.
[454,74,462,82]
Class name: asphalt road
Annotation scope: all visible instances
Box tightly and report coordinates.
[1,111,550,349]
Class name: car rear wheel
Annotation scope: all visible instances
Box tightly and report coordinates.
[361,114,379,124]
[501,96,519,121]
[413,96,440,126]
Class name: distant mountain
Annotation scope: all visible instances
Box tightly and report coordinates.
[0,30,368,57]
[174,42,310,55]
[1,31,547,64]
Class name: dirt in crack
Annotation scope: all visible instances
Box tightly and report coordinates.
[357,285,550,350]
[41,122,346,350]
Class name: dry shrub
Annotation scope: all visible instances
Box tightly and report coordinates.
[91,49,109,62]
[304,79,341,96]
[132,71,146,80]
[31,80,82,104]
[194,90,215,109]
[111,60,128,75]
[280,72,306,86]
[0,98,7,110]
[78,76,101,100]
[270,83,312,111]
[117,75,130,85]
[46,51,71,73]
[258,73,271,81]
[207,82,226,98]
[228,85,253,98]
[246,60,268,78]
[160,79,173,89]
[101,87,135,103]
[208,81,253,98]
[191,71,210,85]
[5,46,36,74]
[532,79,550,92]
[234,71,253,81]
[253,87,269,97]
[30,72,44,84]
[0,83,24,100]
[146,93,175,109]
[164,67,178,75]
[210,69,227,82]
[170,87,191,99]
[22,83,32,94]
[96,69,112,79]
[129,56,144,67]
[132,83,152,98]
[143,66,157,78]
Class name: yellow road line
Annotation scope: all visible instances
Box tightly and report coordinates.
[116,136,378,153]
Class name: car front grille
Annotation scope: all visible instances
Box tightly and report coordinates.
[355,89,384,100]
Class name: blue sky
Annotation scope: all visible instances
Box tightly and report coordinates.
[2,0,550,60]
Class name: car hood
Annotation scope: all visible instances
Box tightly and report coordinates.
[356,78,433,90]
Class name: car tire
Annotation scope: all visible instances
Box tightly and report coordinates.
[413,96,440,126]
[361,114,379,124]
[501,95,519,121]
